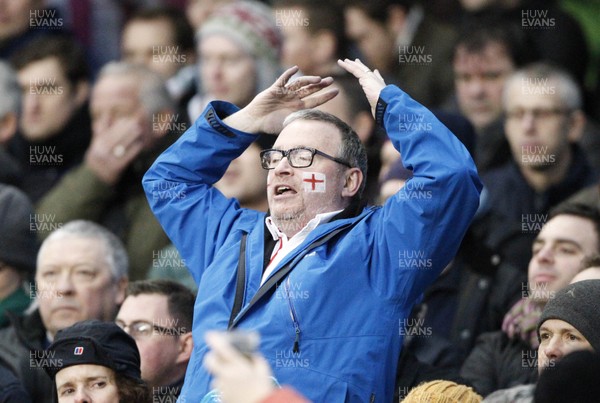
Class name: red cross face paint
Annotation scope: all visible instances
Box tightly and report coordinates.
[302,172,326,192]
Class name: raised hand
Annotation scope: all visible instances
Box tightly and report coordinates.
[223,66,339,135]
[337,58,386,118]
[84,116,145,185]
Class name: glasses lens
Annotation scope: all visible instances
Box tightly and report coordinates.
[132,322,153,337]
[289,148,313,168]
[261,150,283,169]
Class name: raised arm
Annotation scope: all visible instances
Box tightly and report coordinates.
[339,58,482,303]
[143,67,339,283]
[223,66,338,134]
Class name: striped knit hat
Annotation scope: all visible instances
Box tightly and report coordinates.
[403,380,482,403]
[199,1,282,94]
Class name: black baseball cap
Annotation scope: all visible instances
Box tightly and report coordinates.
[44,320,141,381]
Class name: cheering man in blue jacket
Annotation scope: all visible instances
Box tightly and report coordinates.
[143,58,482,402]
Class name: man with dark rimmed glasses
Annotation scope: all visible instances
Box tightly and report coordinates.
[143,59,482,402]
[116,279,194,401]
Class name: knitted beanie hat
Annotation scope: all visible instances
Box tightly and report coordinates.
[402,380,482,403]
[537,280,600,352]
[199,1,282,95]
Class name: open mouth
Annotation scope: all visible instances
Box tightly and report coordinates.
[275,185,297,196]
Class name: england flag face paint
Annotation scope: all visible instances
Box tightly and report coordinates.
[302,172,326,192]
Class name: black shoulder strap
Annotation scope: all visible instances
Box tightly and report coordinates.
[229,222,359,329]
[228,233,247,328]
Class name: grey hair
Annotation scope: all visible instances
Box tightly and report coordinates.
[96,61,174,115]
[0,61,21,118]
[503,62,582,110]
[283,109,368,198]
[39,220,128,280]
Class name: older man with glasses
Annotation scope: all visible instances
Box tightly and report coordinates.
[143,60,482,402]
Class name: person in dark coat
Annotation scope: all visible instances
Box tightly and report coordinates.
[461,203,600,396]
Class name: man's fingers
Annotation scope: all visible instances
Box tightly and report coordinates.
[301,88,339,109]
[337,58,372,78]
[285,75,325,92]
[295,77,334,98]
[274,65,300,88]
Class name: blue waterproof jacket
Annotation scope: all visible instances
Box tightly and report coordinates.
[143,85,482,402]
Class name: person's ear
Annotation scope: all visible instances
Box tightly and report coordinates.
[176,331,194,364]
[0,112,18,145]
[73,80,90,108]
[566,109,585,143]
[341,167,363,198]
[114,277,128,306]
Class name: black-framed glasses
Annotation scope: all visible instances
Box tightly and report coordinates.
[115,320,179,339]
[260,147,352,170]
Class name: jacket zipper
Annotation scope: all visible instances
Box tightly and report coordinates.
[284,277,301,353]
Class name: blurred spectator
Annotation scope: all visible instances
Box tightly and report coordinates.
[0,0,64,60]
[189,1,281,116]
[271,0,347,77]
[403,380,482,403]
[0,360,32,403]
[121,6,196,123]
[377,155,412,204]
[185,0,235,30]
[0,61,22,186]
[344,0,458,108]
[482,279,600,402]
[534,350,600,403]
[0,220,128,403]
[8,35,91,203]
[44,319,151,403]
[36,62,176,280]
[46,0,128,75]
[116,279,194,400]
[0,185,37,328]
[461,204,600,396]
[188,0,283,119]
[473,63,596,276]
[457,0,590,89]
[214,136,273,213]
[561,182,600,212]
[451,17,532,172]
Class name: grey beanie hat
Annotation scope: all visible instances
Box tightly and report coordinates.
[537,280,600,352]
[198,0,283,95]
[0,184,38,274]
